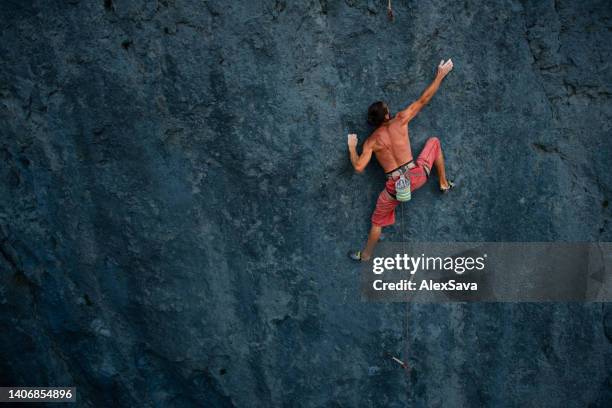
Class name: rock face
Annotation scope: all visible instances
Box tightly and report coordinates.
[1,0,611,406]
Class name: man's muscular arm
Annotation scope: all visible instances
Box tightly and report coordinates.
[398,59,454,125]
[347,133,373,173]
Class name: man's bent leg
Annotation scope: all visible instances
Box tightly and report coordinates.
[434,147,450,189]
[417,136,450,190]
[361,224,382,261]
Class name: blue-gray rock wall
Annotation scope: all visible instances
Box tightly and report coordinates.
[1,0,611,406]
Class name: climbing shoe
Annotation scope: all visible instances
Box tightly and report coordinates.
[440,180,455,194]
[348,250,362,262]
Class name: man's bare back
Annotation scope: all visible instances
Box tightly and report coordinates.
[369,118,414,173]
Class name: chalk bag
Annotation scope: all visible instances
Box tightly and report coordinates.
[395,174,411,202]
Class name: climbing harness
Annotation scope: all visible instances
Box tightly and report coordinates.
[385,160,415,179]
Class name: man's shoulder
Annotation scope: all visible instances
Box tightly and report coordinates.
[367,128,384,142]
[366,129,387,151]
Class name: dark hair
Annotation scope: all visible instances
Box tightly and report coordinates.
[368,101,388,127]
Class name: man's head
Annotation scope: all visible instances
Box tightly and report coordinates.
[368,101,390,127]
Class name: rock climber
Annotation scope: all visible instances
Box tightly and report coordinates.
[348,59,455,262]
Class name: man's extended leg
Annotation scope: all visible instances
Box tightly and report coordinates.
[361,224,382,261]
[349,188,398,262]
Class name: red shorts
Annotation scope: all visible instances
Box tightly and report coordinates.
[371,137,441,227]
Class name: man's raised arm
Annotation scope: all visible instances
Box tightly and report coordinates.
[398,59,454,125]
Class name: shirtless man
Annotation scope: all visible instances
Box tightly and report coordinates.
[348,59,455,262]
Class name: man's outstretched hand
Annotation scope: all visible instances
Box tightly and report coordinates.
[437,58,454,79]
[347,133,358,148]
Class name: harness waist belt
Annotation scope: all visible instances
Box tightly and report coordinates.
[385,160,415,179]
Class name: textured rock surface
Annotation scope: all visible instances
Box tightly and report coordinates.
[1,0,611,406]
